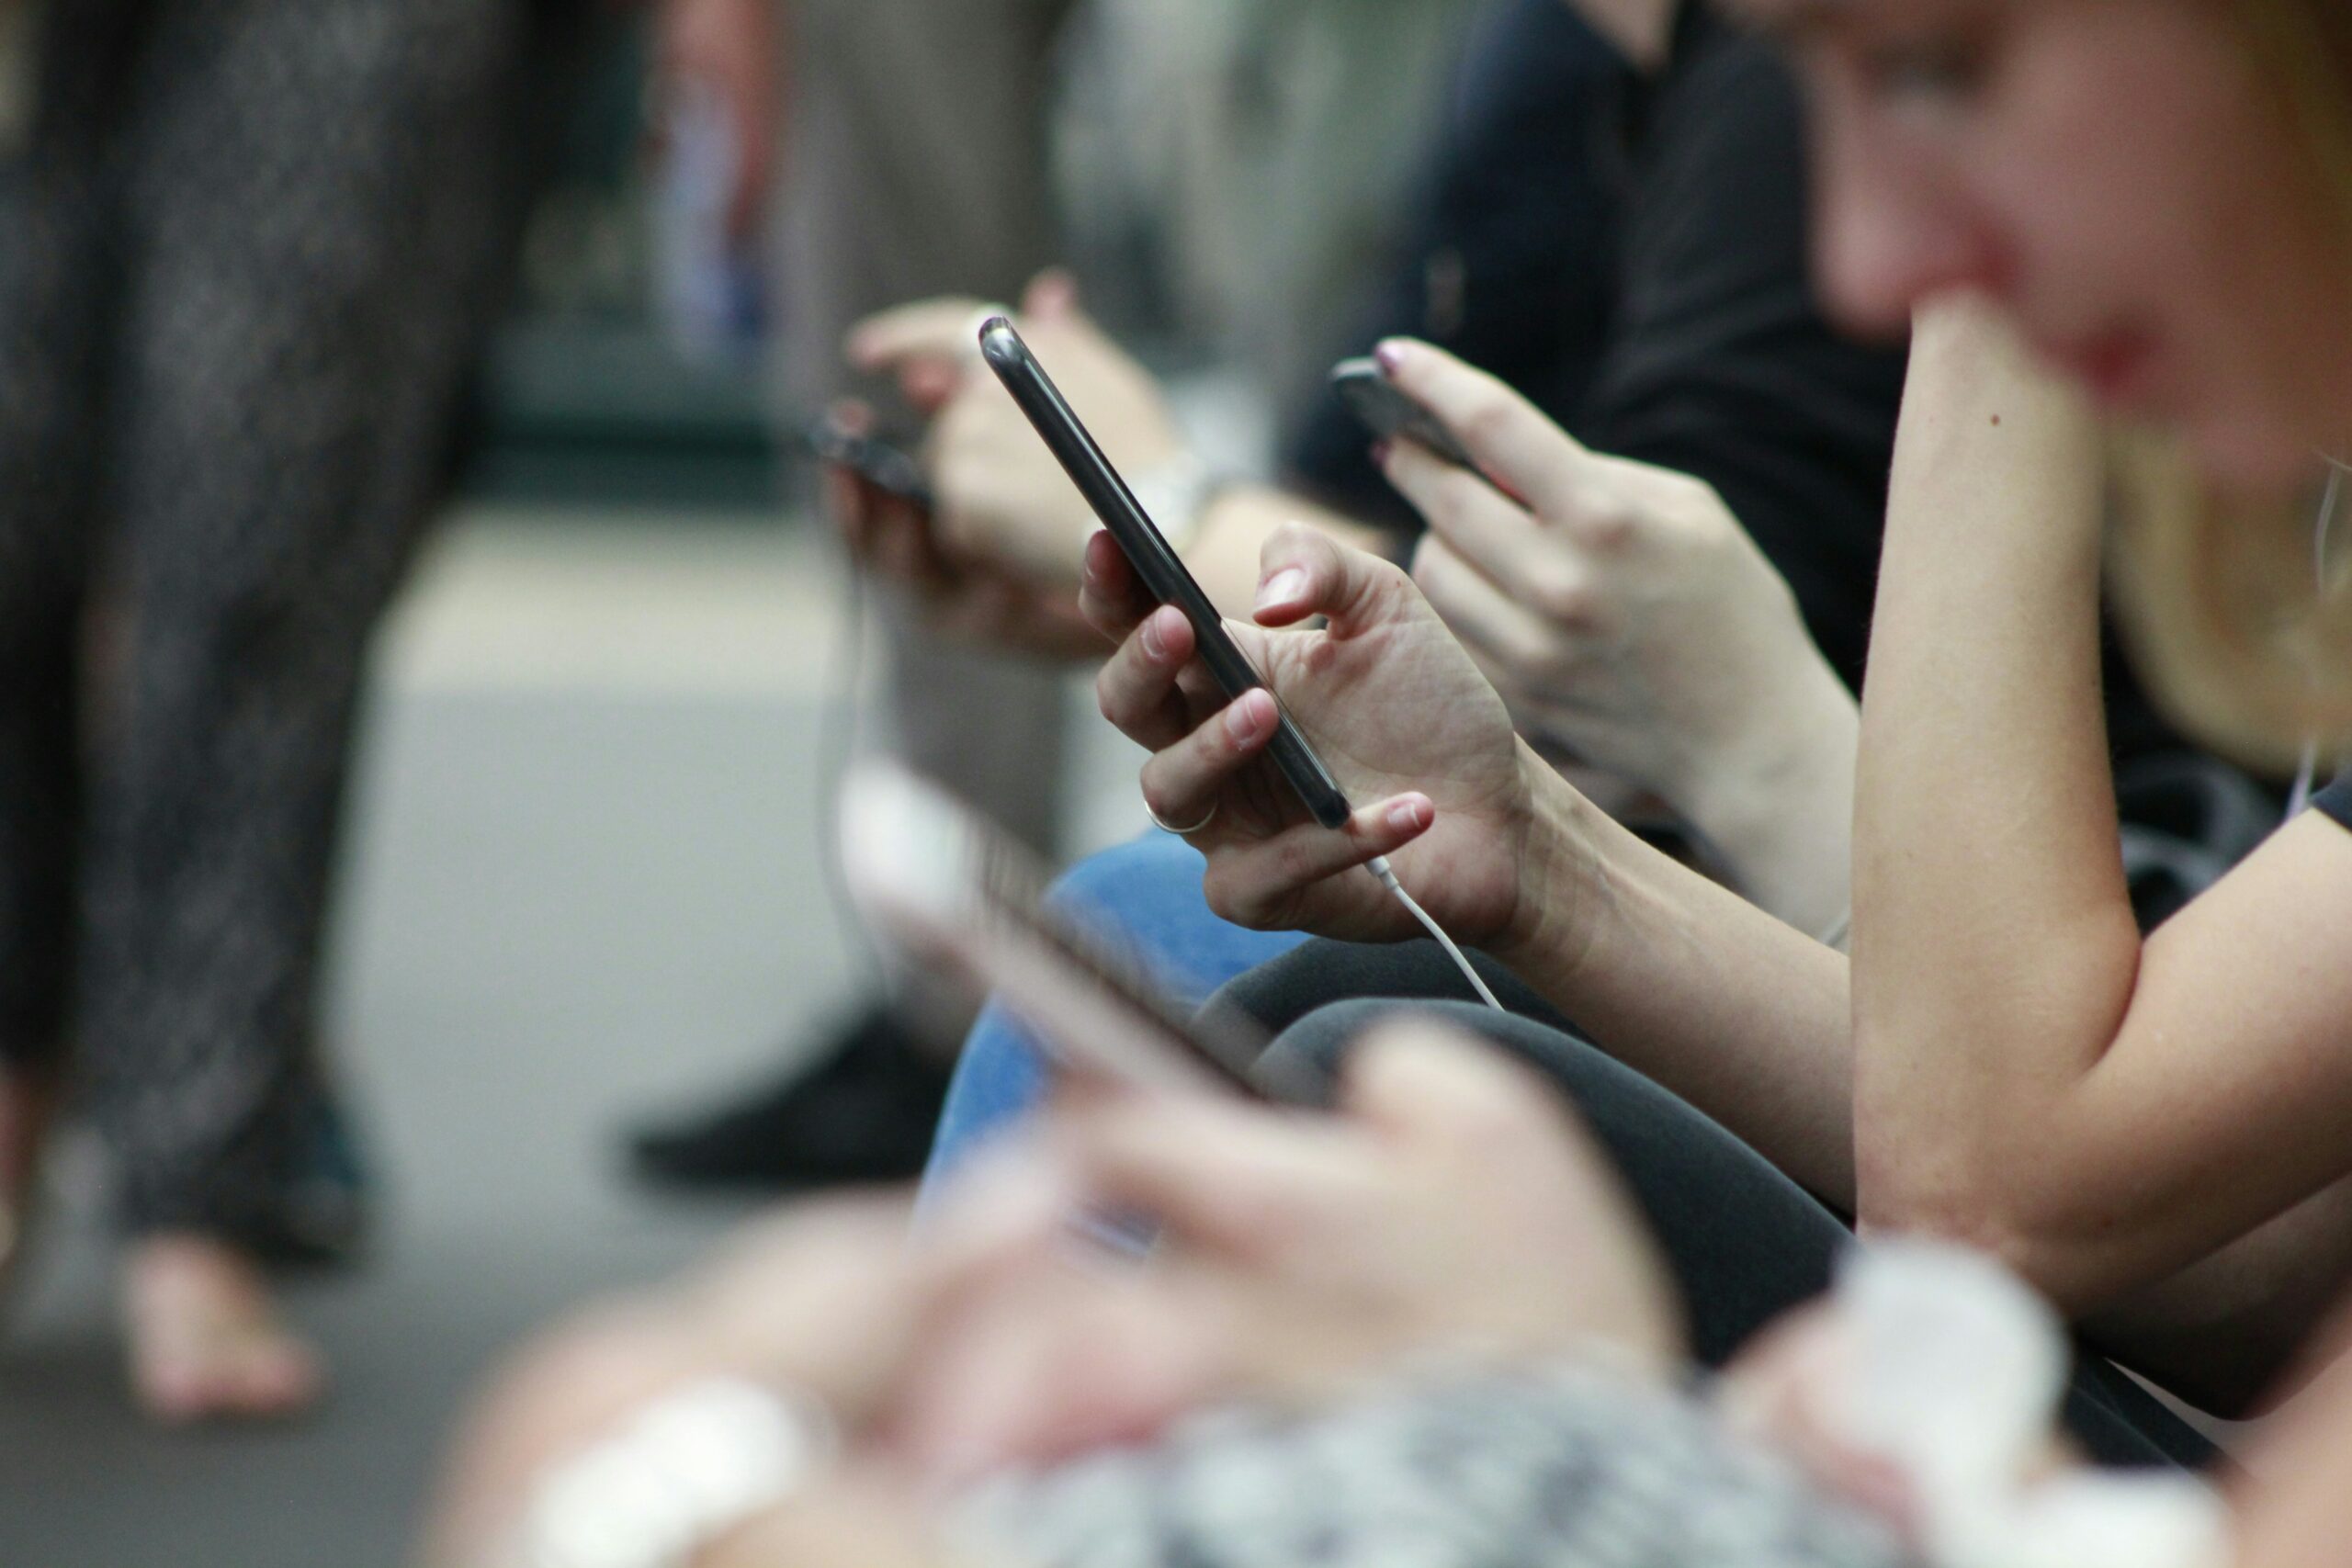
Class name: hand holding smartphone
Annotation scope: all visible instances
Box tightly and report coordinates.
[803,413,935,512]
[1329,356,1479,470]
[978,317,1354,830]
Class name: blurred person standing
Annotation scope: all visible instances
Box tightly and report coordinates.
[631,0,1482,1193]
[628,0,1089,1192]
[635,0,1476,1189]
[0,0,562,1420]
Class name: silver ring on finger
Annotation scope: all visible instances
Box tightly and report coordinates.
[1147,797,1219,837]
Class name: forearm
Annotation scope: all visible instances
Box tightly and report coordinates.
[1496,761,1858,1206]
[1849,299,2142,1239]
[1678,658,1860,945]
[2085,1176,2352,1416]
[1186,487,1389,620]
[2233,1305,2352,1568]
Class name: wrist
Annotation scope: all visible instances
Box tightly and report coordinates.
[1673,662,1859,936]
[1487,744,1612,992]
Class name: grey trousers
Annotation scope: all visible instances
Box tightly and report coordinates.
[1216,940,2216,1473]
[0,0,537,1254]
[773,0,1081,856]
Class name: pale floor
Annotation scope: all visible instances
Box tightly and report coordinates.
[0,506,1136,1568]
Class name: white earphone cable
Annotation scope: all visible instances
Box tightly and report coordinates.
[1366,854,1506,1011]
[2288,460,2346,818]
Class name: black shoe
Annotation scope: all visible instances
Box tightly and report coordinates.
[627,1005,952,1193]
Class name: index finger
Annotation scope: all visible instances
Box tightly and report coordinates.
[1077,528,1157,641]
[1374,338,1594,519]
[1382,438,1557,595]
[847,297,999,370]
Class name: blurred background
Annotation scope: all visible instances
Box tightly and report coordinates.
[0,2,1469,1560]
[0,13,847,1562]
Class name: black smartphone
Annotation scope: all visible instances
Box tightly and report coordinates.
[1330,357,1478,469]
[978,317,1353,830]
[803,414,935,512]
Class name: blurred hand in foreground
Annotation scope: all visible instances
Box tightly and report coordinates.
[425,1023,1687,1560]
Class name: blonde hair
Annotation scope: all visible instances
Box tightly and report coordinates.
[2104,0,2352,773]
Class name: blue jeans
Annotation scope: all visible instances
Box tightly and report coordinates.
[919,832,1308,1201]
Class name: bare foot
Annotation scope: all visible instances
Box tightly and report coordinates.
[123,1234,325,1424]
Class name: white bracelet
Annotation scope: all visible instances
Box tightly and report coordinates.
[503,1377,839,1568]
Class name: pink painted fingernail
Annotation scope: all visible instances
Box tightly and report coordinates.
[1227,691,1273,745]
[1374,340,1408,377]
[1256,567,1309,613]
[1388,796,1432,832]
[1140,612,1170,660]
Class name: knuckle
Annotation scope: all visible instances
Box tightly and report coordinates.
[1095,663,1136,728]
[1528,570,1599,629]
[1460,394,1520,451]
[1359,548,1414,604]
[1269,517,1317,549]
[1419,479,1472,535]
[1579,505,1638,553]
[1655,471,1731,536]
[1668,470,1726,514]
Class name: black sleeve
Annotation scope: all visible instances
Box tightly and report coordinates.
[1572,22,1907,693]
[1280,0,1626,525]
[2316,773,2352,832]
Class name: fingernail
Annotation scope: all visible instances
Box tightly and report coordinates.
[1227,691,1273,745]
[1370,439,1392,468]
[1374,340,1408,377]
[1256,567,1309,613]
[1387,796,1431,833]
[1140,612,1169,660]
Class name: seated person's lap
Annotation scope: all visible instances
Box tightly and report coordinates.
[1216,939,2214,1474]
[920,831,1310,1195]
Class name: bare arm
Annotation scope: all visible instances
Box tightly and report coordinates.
[1849,299,2352,1323]
[1493,773,1860,1202]
[2231,1299,2352,1567]
[1393,311,2352,1414]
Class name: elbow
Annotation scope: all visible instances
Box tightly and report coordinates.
[1852,1131,2098,1310]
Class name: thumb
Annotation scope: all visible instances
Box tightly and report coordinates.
[1023,267,1082,323]
[1252,521,1419,638]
